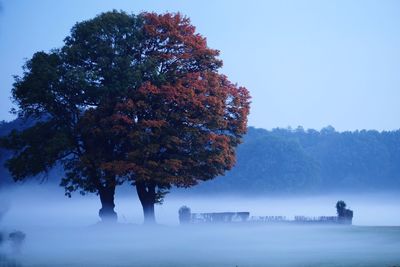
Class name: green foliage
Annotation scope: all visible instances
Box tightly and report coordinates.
[0,11,149,195]
[1,121,72,180]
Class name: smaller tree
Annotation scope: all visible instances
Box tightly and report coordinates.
[336,200,353,224]
[104,70,250,223]
[0,11,147,222]
[336,200,347,217]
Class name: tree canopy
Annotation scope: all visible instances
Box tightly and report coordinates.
[0,11,250,223]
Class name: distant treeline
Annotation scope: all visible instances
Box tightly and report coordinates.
[190,126,400,194]
[1,120,400,193]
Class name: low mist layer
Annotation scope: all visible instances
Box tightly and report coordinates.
[2,184,400,227]
[0,184,399,266]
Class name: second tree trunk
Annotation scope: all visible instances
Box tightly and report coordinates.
[136,181,156,224]
[98,184,118,223]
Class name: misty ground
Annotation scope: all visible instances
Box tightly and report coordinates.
[0,184,399,267]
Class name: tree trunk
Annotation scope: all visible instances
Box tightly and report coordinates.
[136,181,156,224]
[98,184,118,223]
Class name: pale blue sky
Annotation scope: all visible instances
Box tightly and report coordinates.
[1,0,399,131]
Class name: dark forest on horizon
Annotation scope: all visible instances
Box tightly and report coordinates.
[2,119,399,194]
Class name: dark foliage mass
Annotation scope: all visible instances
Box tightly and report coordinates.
[190,126,400,194]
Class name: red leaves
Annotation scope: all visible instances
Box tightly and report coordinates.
[101,161,137,176]
[141,120,166,128]
[142,12,196,42]
[163,159,183,172]
[137,82,160,95]
[77,12,250,190]
[111,114,133,126]
[140,12,222,75]
[109,69,250,187]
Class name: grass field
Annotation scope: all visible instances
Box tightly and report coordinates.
[0,224,398,267]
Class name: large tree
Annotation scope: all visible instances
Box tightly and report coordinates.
[1,10,250,223]
[107,71,250,223]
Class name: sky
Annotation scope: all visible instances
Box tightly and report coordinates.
[0,0,399,131]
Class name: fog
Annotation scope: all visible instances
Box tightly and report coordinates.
[1,184,400,266]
